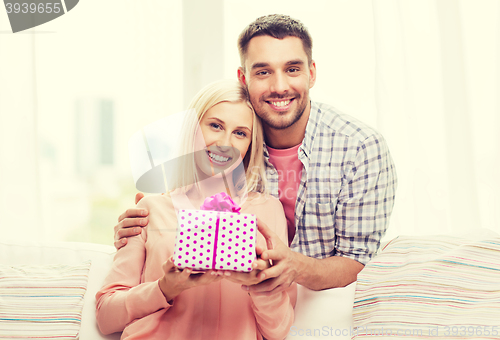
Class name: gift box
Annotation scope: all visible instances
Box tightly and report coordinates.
[173,209,257,272]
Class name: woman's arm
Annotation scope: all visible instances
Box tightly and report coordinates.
[96,195,225,335]
[95,199,171,335]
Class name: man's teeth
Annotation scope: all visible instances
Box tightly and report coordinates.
[208,151,230,162]
[271,100,291,107]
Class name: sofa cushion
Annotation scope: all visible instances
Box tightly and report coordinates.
[0,261,90,339]
[352,230,500,339]
[0,240,120,340]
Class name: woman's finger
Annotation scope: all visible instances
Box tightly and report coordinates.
[162,257,178,273]
[180,267,193,279]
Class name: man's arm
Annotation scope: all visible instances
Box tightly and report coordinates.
[290,251,363,290]
[246,133,397,293]
[243,219,363,293]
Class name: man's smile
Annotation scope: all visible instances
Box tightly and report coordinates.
[265,98,295,111]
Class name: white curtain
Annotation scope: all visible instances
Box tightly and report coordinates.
[0,1,184,243]
[0,32,42,241]
[1,0,499,243]
[372,0,500,239]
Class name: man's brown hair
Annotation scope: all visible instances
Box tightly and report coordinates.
[238,14,313,70]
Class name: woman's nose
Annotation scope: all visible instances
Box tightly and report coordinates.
[215,145,231,152]
[215,134,232,151]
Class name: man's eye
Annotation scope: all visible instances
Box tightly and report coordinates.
[256,70,269,76]
[288,67,299,73]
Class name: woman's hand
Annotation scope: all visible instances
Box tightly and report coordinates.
[158,257,224,303]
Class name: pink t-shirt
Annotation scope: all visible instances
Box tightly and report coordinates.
[267,143,303,245]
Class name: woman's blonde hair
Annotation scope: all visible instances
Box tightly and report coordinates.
[170,79,267,195]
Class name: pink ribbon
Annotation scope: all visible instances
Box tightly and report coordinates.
[200,192,240,270]
[212,212,220,270]
[200,192,241,212]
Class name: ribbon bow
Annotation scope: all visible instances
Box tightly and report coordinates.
[200,192,241,213]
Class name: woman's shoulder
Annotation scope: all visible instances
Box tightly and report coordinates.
[245,192,282,207]
[136,193,174,210]
[243,192,286,237]
[243,193,284,218]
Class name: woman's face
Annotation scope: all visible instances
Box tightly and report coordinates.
[194,101,253,177]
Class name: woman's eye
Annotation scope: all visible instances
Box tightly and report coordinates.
[210,123,222,130]
[234,131,247,138]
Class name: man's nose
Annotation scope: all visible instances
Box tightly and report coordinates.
[270,71,290,94]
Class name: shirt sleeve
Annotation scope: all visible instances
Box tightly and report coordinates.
[95,199,171,335]
[250,197,297,340]
[335,133,398,265]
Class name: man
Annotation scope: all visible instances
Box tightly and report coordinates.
[115,14,397,293]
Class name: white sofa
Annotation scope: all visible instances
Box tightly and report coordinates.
[0,240,356,340]
[0,240,120,340]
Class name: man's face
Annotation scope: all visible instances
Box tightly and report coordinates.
[238,35,316,130]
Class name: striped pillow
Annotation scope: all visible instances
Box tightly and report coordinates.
[0,261,90,339]
[352,233,500,339]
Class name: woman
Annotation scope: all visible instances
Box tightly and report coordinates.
[96,80,296,340]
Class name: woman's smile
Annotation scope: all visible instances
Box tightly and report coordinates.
[206,149,232,165]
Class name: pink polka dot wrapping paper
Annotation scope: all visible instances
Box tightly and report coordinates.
[173,209,257,272]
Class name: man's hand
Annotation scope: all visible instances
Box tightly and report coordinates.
[242,218,301,295]
[114,193,148,249]
[223,246,270,286]
[159,257,224,303]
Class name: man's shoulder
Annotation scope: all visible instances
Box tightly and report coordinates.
[311,101,382,143]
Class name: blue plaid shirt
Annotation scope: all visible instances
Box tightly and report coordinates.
[263,101,397,265]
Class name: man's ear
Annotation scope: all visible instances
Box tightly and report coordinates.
[309,61,317,89]
[237,67,247,86]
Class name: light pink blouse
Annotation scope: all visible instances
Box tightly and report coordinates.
[96,193,296,340]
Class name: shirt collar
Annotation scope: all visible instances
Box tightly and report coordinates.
[300,100,322,158]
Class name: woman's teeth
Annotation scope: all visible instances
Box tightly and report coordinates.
[208,151,230,163]
[271,100,291,107]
